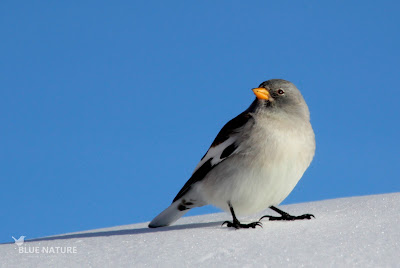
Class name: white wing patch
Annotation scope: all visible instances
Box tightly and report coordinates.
[193,136,238,174]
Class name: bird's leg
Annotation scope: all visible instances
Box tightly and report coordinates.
[222,202,262,229]
[259,206,315,221]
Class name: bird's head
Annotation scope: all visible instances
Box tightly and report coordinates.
[252,79,310,120]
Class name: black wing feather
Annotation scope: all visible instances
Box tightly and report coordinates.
[172,111,253,202]
[210,111,252,146]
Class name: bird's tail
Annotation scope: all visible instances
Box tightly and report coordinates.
[148,200,190,228]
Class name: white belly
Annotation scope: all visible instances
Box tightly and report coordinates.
[197,116,315,215]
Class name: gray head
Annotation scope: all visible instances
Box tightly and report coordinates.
[251,79,310,120]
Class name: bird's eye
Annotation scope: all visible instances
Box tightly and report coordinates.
[278,89,285,95]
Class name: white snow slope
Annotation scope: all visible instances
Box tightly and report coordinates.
[1,193,399,268]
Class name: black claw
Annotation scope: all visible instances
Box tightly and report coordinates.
[254,222,263,228]
[222,221,233,227]
[259,215,272,221]
[222,220,262,229]
[223,202,263,229]
[301,214,315,219]
[260,213,315,222]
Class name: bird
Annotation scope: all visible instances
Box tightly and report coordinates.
[149,79,316,229]
[12,236,26,246]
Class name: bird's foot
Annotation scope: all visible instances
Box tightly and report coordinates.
[222,220,262,229]
[259,213,314,221]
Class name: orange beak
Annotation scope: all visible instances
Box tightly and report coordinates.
[252,88,270,100]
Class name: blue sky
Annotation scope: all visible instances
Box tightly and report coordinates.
[1,1,399,243]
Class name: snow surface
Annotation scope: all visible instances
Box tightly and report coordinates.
[1,193,400,267]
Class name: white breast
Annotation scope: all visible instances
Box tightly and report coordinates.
[197,114,316,215]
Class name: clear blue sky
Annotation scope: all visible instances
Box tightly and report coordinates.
[1,1,399,243]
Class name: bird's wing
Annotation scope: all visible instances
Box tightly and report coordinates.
[173,111,253,202]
